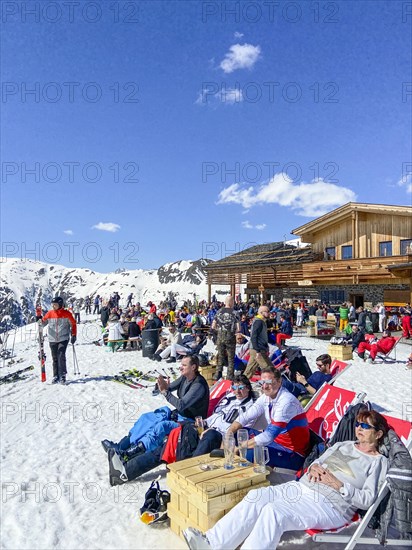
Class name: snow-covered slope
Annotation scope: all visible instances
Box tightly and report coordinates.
[0,258,223,329]
[1,324,411,550]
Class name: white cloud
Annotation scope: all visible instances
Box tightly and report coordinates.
[217,173,357,217]
[241,220,266,230]
[234,32,244,39]
[91,222,121,233]
[196,87,243,105]
[63,229,73,235]
[398,173,412,194]
[220,43,261,74]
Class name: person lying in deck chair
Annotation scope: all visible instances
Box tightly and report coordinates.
[357,330,396,363]
[281,353,333,398]
[183,409,389,550]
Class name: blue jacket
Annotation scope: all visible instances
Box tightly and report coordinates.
[129,406,172,444]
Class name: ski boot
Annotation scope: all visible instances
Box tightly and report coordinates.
[101,440,119,454]
[51,376,59,384]
[121,442,146,461]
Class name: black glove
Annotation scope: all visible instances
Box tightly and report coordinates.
[71,335,77,344]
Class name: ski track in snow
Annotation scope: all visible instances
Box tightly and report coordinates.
[1,318,411,550]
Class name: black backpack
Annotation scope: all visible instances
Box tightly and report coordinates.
[175,421,200,462]
[283,348,312,382]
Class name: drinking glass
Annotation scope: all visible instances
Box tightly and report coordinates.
[237,429,249,466]
[223,432,235,470]
[253,445,270,474]
[195,416,205,436]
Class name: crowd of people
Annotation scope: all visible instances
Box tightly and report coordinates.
[36,292,412,385]
[34,292,411,547]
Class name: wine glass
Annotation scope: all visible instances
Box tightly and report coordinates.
[237,429,249,466]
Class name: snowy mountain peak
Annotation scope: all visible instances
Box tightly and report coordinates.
[0,257,216,329]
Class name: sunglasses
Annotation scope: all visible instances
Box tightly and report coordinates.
[231,384,246,391]
[355,421,377,430]
[258,379,277,386]
[316,363,324,367]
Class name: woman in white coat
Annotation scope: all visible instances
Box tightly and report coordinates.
[183,410,389,550]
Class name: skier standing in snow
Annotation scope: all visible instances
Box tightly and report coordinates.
[41,297,77,384]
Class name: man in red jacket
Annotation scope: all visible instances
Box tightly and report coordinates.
[42,297,77,384]
[357,330,396,363]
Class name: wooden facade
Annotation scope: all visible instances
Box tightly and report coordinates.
[205,203,412,305]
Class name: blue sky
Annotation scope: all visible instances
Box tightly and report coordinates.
[1,0,411,271]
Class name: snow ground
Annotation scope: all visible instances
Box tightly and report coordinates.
[1,318,411,550]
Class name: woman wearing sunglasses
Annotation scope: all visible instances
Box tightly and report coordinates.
[184,410,389,550]
[191,375,256,457]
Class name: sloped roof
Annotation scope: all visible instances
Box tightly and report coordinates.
[292,202,412,236]
[205,242,315,270]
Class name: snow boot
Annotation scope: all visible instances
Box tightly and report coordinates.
[60,376,67,385]
[51,376,59,384]
[166,357,176,363]
[152,353,162,362]
[108,449,128,486]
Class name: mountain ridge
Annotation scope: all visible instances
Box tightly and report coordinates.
[0,257,220,329]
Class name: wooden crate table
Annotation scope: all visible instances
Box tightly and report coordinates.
[328,344,353,361]
[167,454,269,538]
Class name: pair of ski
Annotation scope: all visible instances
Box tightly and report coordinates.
[112,367,177,390]
[0,365,35,385]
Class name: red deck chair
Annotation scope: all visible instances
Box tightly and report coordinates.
[304,383,365,441]
[271,384,365,475]
[207,379,232,417]
[375,336,402,363]
[329,359,351,384]
[307,413,412,549]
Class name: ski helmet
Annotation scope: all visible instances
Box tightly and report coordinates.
[51,296,64,308]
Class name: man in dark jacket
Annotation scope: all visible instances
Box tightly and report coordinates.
[243,306,272,379]
[343,324,365,351]
[157,355,209,419]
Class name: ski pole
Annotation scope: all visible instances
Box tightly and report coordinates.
[10,328,17,359]
[72,344,80,375]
